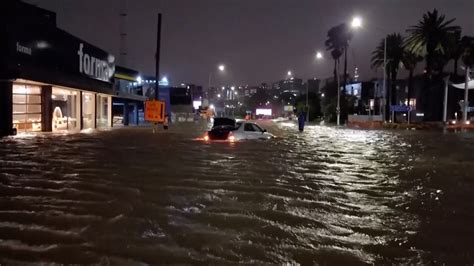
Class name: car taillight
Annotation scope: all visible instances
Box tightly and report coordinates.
[204,133,209,141]
[228,132,235,142]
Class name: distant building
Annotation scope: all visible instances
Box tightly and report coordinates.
[272,78,305,96]
[307,78,321,94]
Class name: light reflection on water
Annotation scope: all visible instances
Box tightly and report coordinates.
[0,122,473,264]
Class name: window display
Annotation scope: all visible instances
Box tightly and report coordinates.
[12,84,42,132]
[52,87,80,131]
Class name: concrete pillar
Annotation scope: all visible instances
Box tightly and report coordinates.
[123,100,129,126]
[79,91,83,129]
[0,81,13,136]
[41,85,53,132]
[108,96,113,127]
[135,103,139,125]
[94,94,97,129]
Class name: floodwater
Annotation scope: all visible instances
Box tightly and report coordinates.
[0,121,473,264]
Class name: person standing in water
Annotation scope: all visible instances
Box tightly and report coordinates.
[298,111,306,132]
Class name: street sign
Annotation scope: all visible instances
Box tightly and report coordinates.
[390,105,411,112]
[145,100,165,123]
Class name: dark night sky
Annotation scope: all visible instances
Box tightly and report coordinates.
[26,0,474,87]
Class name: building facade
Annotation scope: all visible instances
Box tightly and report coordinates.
[0,1,145,136]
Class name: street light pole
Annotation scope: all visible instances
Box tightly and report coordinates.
[350,17,388,122]
[206,65,225,108]
[207,72,212,105]
[306,82,309,122]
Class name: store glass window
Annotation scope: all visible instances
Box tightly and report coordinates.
[96,94,111,128]
[82,92,95,129]
[52,87,80,131]
[12,84,42,132]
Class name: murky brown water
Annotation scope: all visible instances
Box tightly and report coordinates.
[1,121,473,264]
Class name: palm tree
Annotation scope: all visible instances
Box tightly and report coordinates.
[405,9,460,77]
[405,9,461,120]
[326,24,352,124]
[372,33,405,121]
[447,30,463,77]
[325,24,346,81]
[402,50,423,113]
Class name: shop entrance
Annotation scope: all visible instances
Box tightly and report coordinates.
[96,94,112,128]
[82,92,96,129]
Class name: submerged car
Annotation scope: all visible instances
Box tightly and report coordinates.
[204,118,274,141]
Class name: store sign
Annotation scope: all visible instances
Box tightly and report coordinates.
[16,42,32,55]
[7,24,115,83]
[77,43,113,82]
[145,100,166,123]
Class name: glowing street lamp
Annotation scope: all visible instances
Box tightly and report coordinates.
[287,71,292,77]
[351,16,388,121]
[316,51,323,59]
[207,64,226,106]
[351,16,362,29]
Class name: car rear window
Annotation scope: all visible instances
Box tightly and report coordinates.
[244,124,256,131]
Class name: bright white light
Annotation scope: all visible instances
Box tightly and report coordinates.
[209,104,215,109]
[222,86,225,90]
[351,16,362,28]
[193,100,202,110]
[234,91,238,95]
[218,65,225,71]
[217,94,221,98]
[287,71,292,76]
[36,41,49,49]
[316,52,323,59]
[231,86,235,90]
[466,121,471,125]
[136,76,142,84]
[256,108,272,116]
[159,76,169,86]
[321,93,325,97]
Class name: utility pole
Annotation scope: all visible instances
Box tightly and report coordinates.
[336,59,341,126]
[155,13,162,100]
[383,36,387,122]
[306,82,309,122]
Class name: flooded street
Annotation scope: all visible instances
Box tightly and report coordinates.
[1,121,473,264]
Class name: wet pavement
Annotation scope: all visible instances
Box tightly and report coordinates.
[0,121,473,264]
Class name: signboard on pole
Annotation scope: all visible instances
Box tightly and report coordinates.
[145,100,165,122]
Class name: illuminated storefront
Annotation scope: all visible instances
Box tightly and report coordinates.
[12,84,42,132]
[0,1,117,136]
[51,87,80,132]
